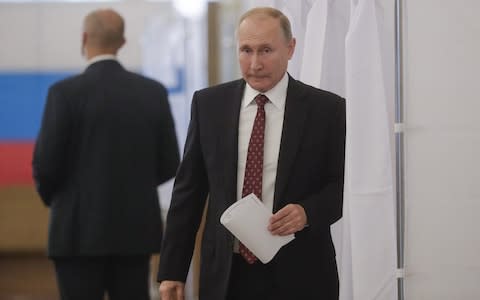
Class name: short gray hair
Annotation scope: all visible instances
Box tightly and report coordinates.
[238,7,293,41]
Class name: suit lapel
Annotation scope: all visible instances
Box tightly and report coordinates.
[221,80,245,206]
[273,77,309,210]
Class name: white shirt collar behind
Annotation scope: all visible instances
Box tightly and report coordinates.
[242,72,289,110]
[86,54,117,68]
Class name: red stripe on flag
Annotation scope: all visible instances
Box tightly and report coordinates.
[0,142,34,186]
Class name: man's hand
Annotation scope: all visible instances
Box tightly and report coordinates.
[159,280,185,300]
[268,204,307,236]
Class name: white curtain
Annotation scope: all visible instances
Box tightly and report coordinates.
[243,1,398,299]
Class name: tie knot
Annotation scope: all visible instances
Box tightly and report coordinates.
[255,94,269,108]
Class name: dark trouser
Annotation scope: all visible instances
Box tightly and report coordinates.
[226,253,339,300]
[53,255,151,300]
[226,253,274,300]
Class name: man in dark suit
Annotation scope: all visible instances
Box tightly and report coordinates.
[158,7,345,300]
[32,8,180,300]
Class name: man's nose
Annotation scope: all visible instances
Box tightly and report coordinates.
[250,54,263,70]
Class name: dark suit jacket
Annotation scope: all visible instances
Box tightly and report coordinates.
[158,75,345,299]
[33,60,180,257]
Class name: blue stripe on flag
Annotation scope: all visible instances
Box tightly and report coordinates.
[0,72,73,140]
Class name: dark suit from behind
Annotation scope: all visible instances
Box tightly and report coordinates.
[33,59,180,299]
[158,76,345,299]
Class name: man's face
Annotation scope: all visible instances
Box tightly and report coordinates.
[237,15,295,93]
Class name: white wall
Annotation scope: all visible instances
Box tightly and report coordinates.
[404,0,480,298]
[0,2,171,71]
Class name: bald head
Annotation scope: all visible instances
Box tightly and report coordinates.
[82,8,125,58]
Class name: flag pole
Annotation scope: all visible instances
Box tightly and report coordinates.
[394,0,405,299]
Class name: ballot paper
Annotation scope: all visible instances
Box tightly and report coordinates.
[220,193,295,263]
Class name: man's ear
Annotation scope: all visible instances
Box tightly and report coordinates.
[82,32,88,46]
[288,37,296,59]
[81,32,87,57]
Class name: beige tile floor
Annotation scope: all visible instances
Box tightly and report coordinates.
[0,254,58,300]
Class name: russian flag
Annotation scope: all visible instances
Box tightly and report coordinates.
[0,72,72,188]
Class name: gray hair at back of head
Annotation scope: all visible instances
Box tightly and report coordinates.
[238,7,293,41]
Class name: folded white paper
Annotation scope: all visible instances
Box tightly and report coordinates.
[220,193,295,263]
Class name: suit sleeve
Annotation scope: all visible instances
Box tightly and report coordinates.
[302,98,346,230]
[32,86,72,206]
[157,93,209,283]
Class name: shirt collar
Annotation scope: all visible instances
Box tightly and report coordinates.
[86,54,117,68]
[242,72,289,110]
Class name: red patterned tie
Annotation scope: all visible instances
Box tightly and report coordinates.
[239,94,269,264]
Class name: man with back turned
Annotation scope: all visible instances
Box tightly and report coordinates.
[33,8,180,300]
